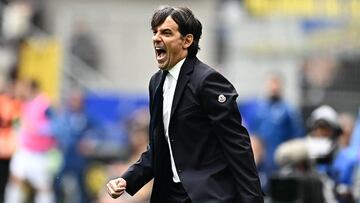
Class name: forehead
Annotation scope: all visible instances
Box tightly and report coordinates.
[153,16,179,31]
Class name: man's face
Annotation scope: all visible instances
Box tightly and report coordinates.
[312,127,334,138]
[152,16,191,70]
[266,76,282,98]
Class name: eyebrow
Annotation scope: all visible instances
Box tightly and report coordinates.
[161,28,172,32]
[153,27,173,33]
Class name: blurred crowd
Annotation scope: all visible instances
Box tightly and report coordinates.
[241,73,360,203]
[0,76,153,203]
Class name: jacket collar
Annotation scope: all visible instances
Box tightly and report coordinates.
[170,57,197,118]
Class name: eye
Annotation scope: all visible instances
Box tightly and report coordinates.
[163,30,172,36]
[153,29,172,37]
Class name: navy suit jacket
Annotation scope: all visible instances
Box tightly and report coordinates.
[122,57,263,203]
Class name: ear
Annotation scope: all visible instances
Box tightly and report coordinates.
[182,34,194,49]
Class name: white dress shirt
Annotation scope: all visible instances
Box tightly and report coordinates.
[163,58,185,183]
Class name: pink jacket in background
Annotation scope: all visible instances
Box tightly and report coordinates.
[19,93,55,152]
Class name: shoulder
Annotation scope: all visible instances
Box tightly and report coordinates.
[149,70,162,88]
[192,59,216,78]
[193,59,235,89]
[189,59,238,99]
[150,69,162,81]
[191,59,219,84]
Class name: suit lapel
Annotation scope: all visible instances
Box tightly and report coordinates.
[149,71,164,145]
[150,70,166,130]
[170,57,196,118]
[154,71,165,100]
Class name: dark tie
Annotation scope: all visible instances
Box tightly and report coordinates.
[150,70,169,172]
[150,70,174,201]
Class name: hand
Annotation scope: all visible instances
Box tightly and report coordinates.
[106,178,127,199]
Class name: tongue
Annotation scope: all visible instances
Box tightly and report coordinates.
[157,52,166,61]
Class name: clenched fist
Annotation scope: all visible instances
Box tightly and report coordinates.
[106,178,127,199]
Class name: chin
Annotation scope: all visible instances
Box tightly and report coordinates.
[158,64,170,70]
[157,64,165,69]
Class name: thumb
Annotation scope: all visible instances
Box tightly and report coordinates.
[116,178,127,187]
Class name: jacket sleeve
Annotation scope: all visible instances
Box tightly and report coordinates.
[122,147,154,195]
[199,71,264,203]
[121,76,156,195]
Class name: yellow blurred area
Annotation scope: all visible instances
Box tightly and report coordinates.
[18,38,61,102]
[245,0,360,18]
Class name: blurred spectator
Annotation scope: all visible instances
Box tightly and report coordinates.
[4,79,59,203]
[0,78,21,203]
[331,113,357,203]
[98,108,152,203]
[349,110,360,155]
[50,89,100,203]
[351,110,360,202]
[275,105,347,203]
[252,72,304,191]
[338,113,356,148]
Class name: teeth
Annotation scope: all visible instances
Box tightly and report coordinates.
[155,47,165,51]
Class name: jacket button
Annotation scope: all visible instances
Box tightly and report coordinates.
[170,139,175,142]
[177,169,182,173]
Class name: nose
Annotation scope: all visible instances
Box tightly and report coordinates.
[152,32,161,42]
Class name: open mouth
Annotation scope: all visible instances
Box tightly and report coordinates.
[155,47,167,62]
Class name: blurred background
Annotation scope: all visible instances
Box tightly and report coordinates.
[0,0,360,202]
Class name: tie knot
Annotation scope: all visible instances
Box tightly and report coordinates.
[160,70,168,83]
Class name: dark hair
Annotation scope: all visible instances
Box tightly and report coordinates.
[151,6,202,58]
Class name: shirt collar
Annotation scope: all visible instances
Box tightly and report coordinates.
[168,58,185,81]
